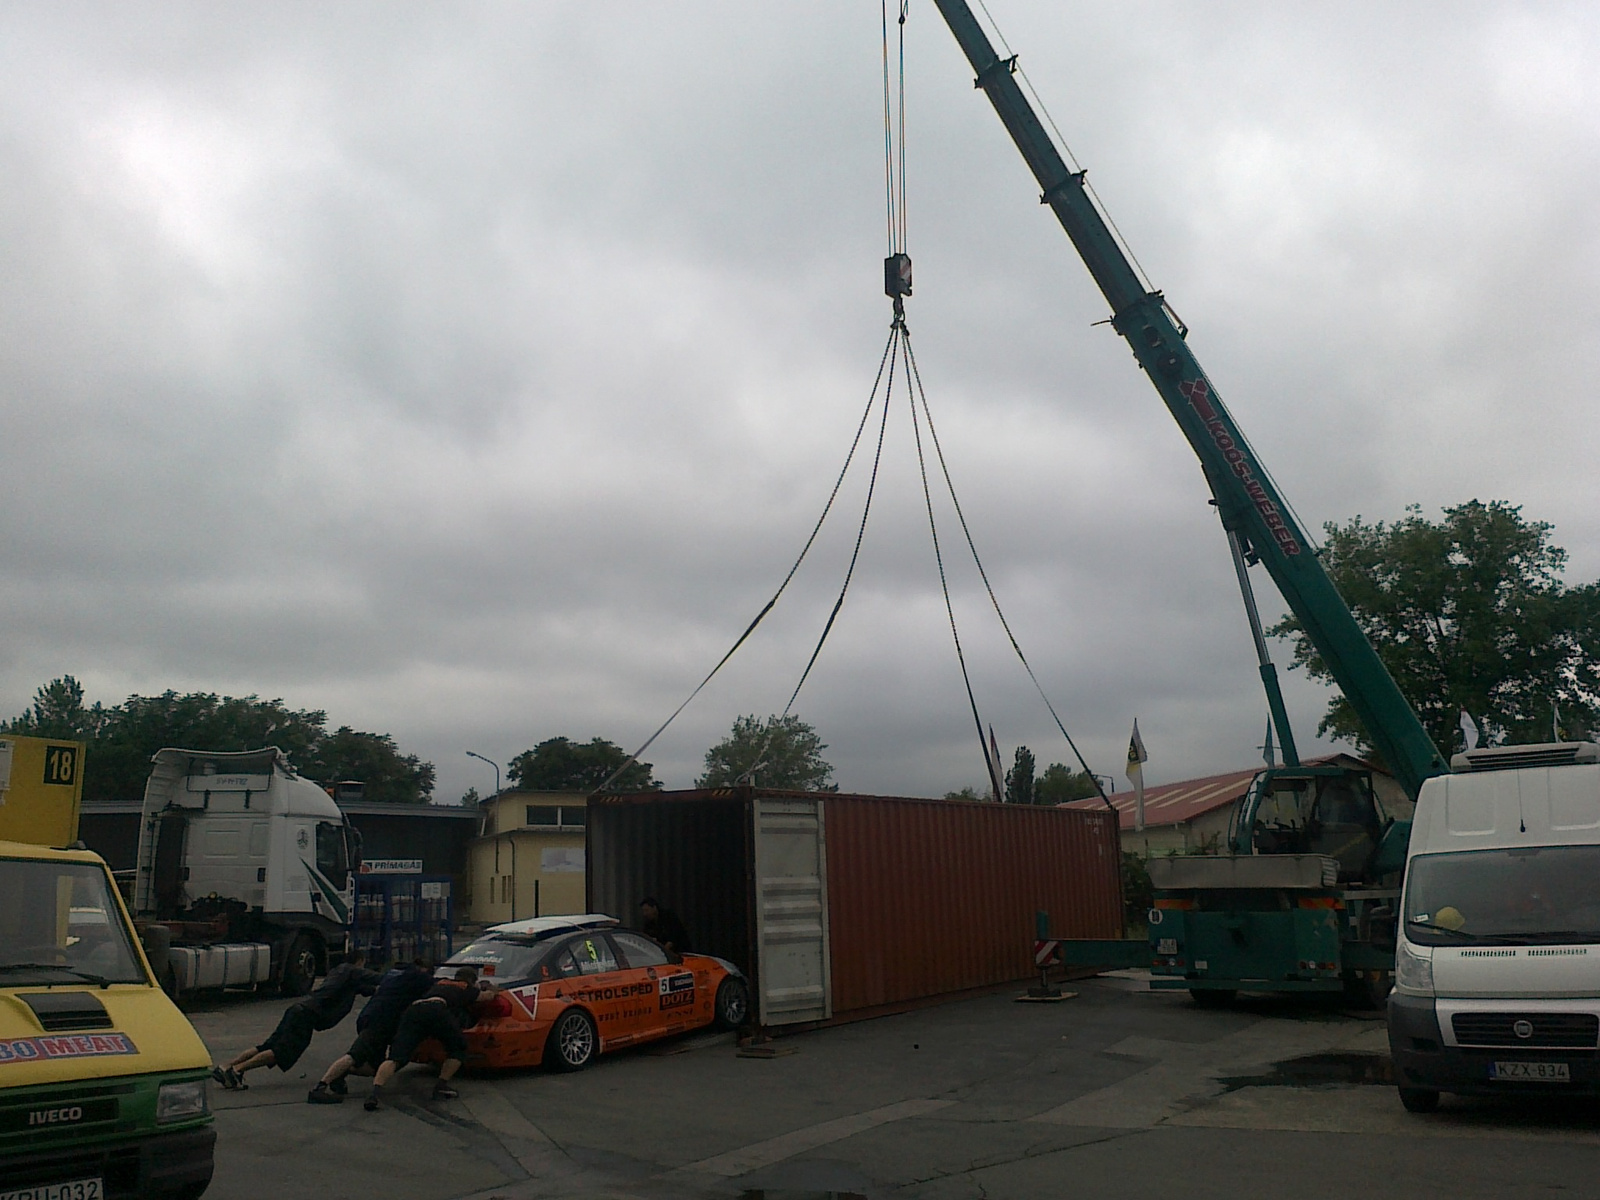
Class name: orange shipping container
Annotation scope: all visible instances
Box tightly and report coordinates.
[587,788,1123,1029]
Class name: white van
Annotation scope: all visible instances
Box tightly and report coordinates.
[1389,741,1600,1112]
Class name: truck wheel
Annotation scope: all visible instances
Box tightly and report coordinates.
[279,935,318,997]
[1398,1086,1440,1114]
[713,978,749,1031]
[545,1009,596,1072]
[1190,989,1236,1008]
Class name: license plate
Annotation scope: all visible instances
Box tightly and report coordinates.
[1491,1060,1571,1082]
[1156,939,1178,956]
[0,1178,103,1200]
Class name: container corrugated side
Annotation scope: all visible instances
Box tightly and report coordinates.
[823,795,1122,1014]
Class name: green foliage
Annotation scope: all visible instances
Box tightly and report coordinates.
[1273,501,1599,756]
[3,678,435,804]
[995,747,1098,805]
[1035,761,1100,805]
[1004,745,1036,805]
[508,736,659,792]
[943,785,986,801]
[698,714,836,791]
[458,786,482,808]
[309,726,436,804]
[1121,851,1152,932]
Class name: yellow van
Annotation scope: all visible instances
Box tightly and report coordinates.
[0,840,215,1198]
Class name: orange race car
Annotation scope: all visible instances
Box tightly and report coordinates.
[425,915,749,1072]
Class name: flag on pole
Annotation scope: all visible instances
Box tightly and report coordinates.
[1262,716,1276,768]
[987,725,1005,804]
[1553,699,1563,743]
[1126,719,1148,832]
[1459,709,1480,752]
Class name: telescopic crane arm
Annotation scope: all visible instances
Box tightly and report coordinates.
[930,0,1448,801]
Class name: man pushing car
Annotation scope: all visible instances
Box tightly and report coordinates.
[307,956,435,1104]
[364,965,499,1110]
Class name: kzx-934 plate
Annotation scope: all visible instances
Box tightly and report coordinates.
[0,1177,102,1200]
[1491,1061,1570,1082]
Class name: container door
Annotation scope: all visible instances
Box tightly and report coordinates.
[752,796,831,1025]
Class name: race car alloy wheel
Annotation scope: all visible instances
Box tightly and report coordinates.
[547,1008,597,1072]
[714,977,749,1031]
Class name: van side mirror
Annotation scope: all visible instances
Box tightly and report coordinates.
[1368,905,1396,953]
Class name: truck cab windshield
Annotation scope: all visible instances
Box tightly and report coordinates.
[0,860,149,984]
[1404,845,1600,946]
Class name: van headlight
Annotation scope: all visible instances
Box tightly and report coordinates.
[157,1079,209,1123]
[1395,942,1434,996]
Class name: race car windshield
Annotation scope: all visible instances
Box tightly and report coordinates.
[0,860,148,984]
[446,938,553,981]
[1405,845,1600,946]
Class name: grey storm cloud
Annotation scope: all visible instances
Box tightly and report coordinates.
[2,2,1597,802]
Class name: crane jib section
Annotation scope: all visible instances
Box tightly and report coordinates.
[931,0,1447,801]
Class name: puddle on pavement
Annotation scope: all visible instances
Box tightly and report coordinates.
[1220,1051,1394,1091]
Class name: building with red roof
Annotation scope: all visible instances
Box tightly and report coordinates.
[1064,752,1410,857]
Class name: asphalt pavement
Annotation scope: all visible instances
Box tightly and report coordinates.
[184,974,1600,1200]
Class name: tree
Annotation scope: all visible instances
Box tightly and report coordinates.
[698,714,836,791]
[4,679,437,804]
[306,727,436,805]
[508,737,659,792]
[1004,745,1036,805]
[1271,501,1600,757]
[6,676,107,741]
[1035,762,1100,805]
[458,786,482,808]
[943,786,985,802]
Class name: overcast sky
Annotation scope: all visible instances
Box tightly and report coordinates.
[2,2,1597,803]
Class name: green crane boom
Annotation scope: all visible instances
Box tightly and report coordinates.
[930,0,1447,801]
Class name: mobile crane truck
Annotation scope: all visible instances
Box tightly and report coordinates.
[0,733,215,1198]
[926,0,1455,1003]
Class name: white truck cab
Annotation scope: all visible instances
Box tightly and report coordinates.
[1389,741,1600,1112]
[134,747,358,996]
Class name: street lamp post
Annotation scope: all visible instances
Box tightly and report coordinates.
[465,751,501,798]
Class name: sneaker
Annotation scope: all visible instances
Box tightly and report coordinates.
[223,1067,248,1091]
[328,1076,347,1096]
[430,1083,458,1101]
[307,1084,342,1105]
[210,1066,227,1087]
[363,1088,383,1112]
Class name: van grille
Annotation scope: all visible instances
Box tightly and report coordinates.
[1452,1012,1599,1049]
[1451,742,1599,772]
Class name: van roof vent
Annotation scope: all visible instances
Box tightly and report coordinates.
[1450,741,1600,772]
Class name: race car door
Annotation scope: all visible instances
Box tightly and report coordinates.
[611,929,701,1042]
[558,932,640,1049]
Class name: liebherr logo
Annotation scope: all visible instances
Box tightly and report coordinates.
[1179,378,1301,556]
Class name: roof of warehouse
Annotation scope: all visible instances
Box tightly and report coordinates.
[1062,753,1378,830]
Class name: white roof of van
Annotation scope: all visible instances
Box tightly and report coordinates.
[485,913,617,938]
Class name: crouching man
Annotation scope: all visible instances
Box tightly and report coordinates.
[364,966,497,1110]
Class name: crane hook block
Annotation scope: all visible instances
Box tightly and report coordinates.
[884,253,913,299]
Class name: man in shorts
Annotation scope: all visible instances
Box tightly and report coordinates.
[364,966,496,1110]
[214,949,378,1089]
[307,957,434,1104]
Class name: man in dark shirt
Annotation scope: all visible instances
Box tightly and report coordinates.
[307,958,434,1104]
[639,897,690,955]
[364,966,497,1109]
[214,950,378,1089]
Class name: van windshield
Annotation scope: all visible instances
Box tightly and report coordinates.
[1405,845,1600,946]
[0,860,149,984]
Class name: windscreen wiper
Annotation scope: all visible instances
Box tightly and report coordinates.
[0,962,111,987]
